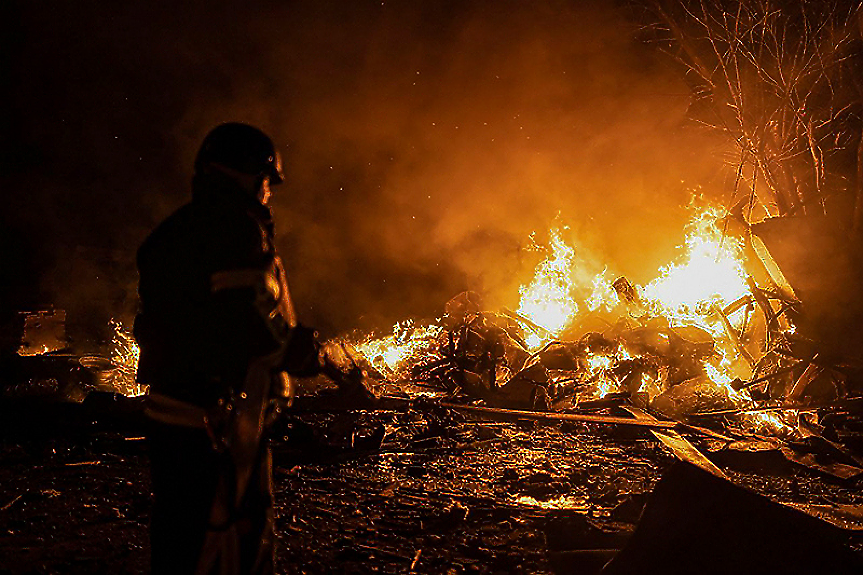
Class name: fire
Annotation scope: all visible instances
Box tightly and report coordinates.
[511,204,760,401]
[18,345,53,357]
[583,344,633,398]
[703,362,792,435]
[516,228,579,340]
[513,206,748,353]
[637,371,664,403]
[585,268,619,312]
[634,206,755,383]
[352,320,443,378]
[586,350,617,397]
[640,207,749,336]
[109,319,144,396]
[344,200,796,437]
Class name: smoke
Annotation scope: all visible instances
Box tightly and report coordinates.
[6,0,732,339]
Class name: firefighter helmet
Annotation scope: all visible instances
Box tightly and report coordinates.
[194,122,284,184]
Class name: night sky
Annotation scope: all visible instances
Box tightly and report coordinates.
[3,0,732,341]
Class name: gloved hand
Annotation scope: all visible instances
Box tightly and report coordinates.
[281,323,322,377]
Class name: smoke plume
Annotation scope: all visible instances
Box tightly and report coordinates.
[5,0,732,339]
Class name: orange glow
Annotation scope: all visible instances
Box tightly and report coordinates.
[584,345,631,398]
[514,494,589,510]
[586,351,616,398]
[509,204,769,406]
[17,345,53,357]
[703,362,792,435]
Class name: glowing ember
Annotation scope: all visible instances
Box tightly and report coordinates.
[516,227,579,340]
[353,320,444,377]
[514,494,588,510]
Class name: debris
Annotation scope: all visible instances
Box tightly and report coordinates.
[622,406,727,478]
[779,446,863,480]
[706,438,794,475]
[601,462,863,575]
[787,357,825,403]
[441,403,680,430]
[1,494,23,512]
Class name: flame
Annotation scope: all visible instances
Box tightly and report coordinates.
[512,204,769,406]
[640,207,749,336]
[346,201,794,437]
[634,207,757,387]
[583,345,631,398]
[516,228,579,339]
[637,371,664,403]
[703,362,792,435]
[353,320,444,377]
[109,319,145,396]
[523,332,544,350]
[514,494,589,510]
[17,345,54,357]
[585,268,620,312]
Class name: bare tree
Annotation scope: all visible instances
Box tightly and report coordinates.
[632,0,863,227]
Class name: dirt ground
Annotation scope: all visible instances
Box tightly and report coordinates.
[1,399,862,574]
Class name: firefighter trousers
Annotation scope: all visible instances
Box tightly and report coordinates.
[148,422,274,575]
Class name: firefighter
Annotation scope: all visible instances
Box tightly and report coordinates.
[134,122,320,574]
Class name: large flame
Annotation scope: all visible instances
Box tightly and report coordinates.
[640,207,749,336]
[511,204,755,399]
[516,228,579,337]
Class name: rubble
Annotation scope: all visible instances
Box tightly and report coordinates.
[602,462,863,575]
[5,207,863,572]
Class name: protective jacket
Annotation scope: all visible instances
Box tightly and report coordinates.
[137,171,299,575]
[134,171,295,408]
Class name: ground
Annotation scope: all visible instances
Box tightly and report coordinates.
[1,400,862,574]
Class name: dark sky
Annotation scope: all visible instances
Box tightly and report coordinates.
[3,0,732,339]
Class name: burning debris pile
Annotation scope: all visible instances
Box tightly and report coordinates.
[4,205,863,572]
[2,314,144,401]
[337,204,863,477]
